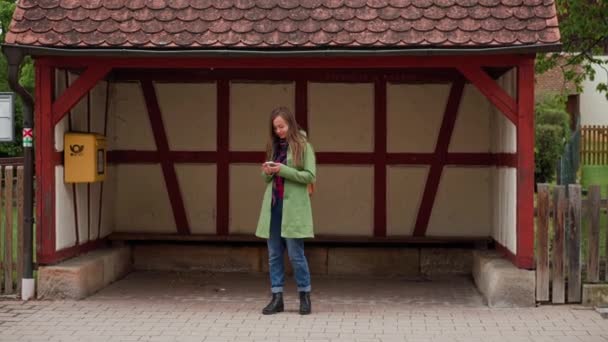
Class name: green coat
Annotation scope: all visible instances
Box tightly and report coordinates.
[255,141,316,239]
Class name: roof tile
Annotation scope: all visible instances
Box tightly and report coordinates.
[6,0,561,50]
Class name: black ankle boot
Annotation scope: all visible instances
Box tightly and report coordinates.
[299,291,311,315]
[262,292,284,315]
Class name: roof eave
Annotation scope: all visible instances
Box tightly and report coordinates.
[2,43,563,58]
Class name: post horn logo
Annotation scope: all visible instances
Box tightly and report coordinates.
[69,144,85,156]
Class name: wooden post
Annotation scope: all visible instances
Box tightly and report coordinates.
[552,185,566,304]
[567,184,582,303]
[516,57,535,269]
[536,184,550,301]
[16,166,23,293]
[587,185,600,283]
[4,166,13,294]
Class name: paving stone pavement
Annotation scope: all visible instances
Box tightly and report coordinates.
[0,271,607,342]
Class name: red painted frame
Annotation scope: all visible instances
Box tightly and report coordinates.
[36,63,56,264]
[516,59,536,269]
[35,54,535,269]
[413,79,465,237]
[141,81,190,235]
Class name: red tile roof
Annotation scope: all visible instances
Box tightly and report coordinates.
[5,0,560,49]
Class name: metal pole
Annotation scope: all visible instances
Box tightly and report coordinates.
[3,46,35,300]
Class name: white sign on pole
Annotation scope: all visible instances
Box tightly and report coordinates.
[0,92,14,142]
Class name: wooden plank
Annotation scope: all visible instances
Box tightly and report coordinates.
[16,166,23,293]
[567,184,582,303]
[582,127,587,164]
[552,185,566,304]
[605,188,608,282]
[592,126,595,165]
[536,184,550,301]
[587,185,600,283]
[107,232,493,245]
[3,166,13,294]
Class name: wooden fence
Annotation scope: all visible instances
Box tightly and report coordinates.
[581,125,608,165]
[0,161,24,296]
[536,183,607,303]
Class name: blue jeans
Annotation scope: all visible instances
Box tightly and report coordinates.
[267,197,311,294]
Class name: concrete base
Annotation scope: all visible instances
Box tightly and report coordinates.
[583,284,608,307]
[37,246,132,299]
[472,251,535,307]
[133,244,472,278]
[421,248,473,276]
[133,244,262,272]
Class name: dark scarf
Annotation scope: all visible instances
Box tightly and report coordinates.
[272,139,288,206]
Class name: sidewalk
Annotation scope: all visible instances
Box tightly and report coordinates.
[0,271,607,342]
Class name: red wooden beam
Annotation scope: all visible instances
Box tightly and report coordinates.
[141,81,190,235]
[52,65,112,126]
[386,154,436,164]
[112,68,464,84]
[458,65,518,125]
[108,151,161,164]
[229,151,265,163]
[65,71,80,246]
[316,153,375,164]
[103,150,515,166]
[446,153,517,167]
[516,58,536,270]
[216,80,230,236]
[413,79,465,237]
[374,80,387,237]
[36,63,56,263]
[38,55,524,70]
[37,239,108,265]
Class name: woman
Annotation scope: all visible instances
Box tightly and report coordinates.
[256,107,316,315]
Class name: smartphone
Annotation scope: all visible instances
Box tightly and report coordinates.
[264,161,277,167]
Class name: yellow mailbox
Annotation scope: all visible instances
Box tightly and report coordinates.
[64,133,106,183]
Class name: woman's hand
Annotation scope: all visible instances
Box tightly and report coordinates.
[268,163,282,174]
[262,163,273,175]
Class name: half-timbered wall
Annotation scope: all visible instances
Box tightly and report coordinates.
[51,70,519,250]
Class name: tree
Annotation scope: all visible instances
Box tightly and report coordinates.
[0,0,34,157]
[536,0,608,99]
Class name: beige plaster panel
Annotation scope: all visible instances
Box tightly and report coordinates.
[386,166,429,236]
[55,166,76,250]
[55,168,114,247]
[68,72,90,135]
[230,82,294,151]
[175,165,216,234]
[229,164,268,234]
[491,167,517,253]
[88,80,109,136]
[99,166,117,238]
[427,167,492,237]
[156,83,217,151]
[448,85,492,153]
[113,165,175,233]
[312,165,373,236]
[88,181,102,240]
[54,70,68,151]
[308,83,373,152]
[490,69,517,153]
[107,82,156,150]
[75,183,89,244]
[387,84,450,153]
